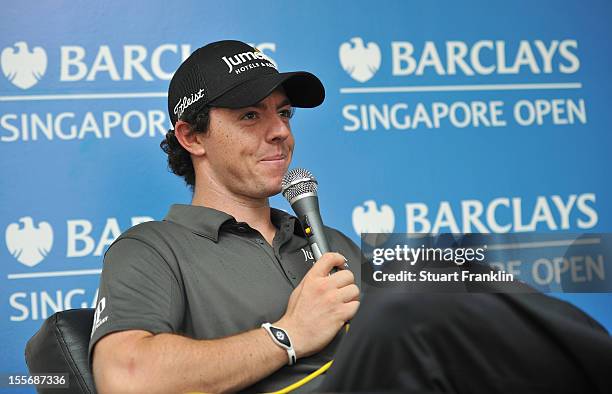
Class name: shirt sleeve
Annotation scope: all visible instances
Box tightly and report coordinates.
[88,236,184,363]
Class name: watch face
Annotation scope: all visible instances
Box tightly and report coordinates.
[270,326,291,348]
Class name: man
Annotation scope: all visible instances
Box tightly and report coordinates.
[89,40,612,394]
[89,40,361,393]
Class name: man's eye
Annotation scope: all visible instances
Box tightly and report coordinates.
[279,108,295,119]
[241,111,258,120]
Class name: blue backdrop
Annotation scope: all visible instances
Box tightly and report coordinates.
[1,0,611,389]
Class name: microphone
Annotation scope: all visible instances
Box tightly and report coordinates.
[282,169,351,332]
[282,168,346,268]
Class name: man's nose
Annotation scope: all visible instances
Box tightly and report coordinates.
[266,114,291,143]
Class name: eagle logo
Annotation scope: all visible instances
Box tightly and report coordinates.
[339,37,381,83]
[352,200,395,235]
[353,200,395,247]
[5,217,54,267]
[1,42,48,89]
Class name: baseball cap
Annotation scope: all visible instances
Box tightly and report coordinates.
[168,40,325,125]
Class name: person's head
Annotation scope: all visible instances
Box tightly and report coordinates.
[161,40,324,198]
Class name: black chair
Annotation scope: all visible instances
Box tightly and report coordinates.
[25,309,96,394]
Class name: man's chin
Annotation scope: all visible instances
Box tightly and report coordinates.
[266,174,285,193]
[254,168,286,197]
[248,181,282,199]
[267,184,283,197]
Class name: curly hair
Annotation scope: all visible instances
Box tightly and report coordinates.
[160,106,211,189]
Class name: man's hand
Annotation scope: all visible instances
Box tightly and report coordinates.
[274,252,360,359]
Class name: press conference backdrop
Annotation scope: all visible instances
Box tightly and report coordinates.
[1,0,611,388]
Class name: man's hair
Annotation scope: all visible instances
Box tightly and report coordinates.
[160,106,211,189]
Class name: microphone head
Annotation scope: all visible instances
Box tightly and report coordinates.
[281,168,318,202]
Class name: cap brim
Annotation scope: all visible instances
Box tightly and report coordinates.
[208,71,325,109]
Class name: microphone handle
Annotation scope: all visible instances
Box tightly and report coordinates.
[291,195,331,261]
[291,195,352,327]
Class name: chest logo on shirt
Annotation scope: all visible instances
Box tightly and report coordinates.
[300,247,315,264]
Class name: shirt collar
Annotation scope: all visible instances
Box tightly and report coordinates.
[271,207,307,238]
[163,204,304,242]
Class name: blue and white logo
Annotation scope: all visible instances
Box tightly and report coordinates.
[352,200,395,235]
[339,37,381,83]
[1,42,47,89]
[5,217,54,267]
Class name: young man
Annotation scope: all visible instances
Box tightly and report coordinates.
[89,40,612,394]
[89,40,361,393]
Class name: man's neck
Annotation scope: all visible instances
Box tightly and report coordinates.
[191,182,277,245]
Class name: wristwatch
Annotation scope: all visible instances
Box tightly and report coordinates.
[261,323,297,365]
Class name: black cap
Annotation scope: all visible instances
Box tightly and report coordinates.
[168,40,325,125]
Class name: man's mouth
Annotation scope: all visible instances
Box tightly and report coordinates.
[260,154,287,162]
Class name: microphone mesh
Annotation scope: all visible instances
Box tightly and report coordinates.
[281,168,318,201]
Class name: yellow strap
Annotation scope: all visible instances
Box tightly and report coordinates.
[185,359,333,394]
[266,360,333,394]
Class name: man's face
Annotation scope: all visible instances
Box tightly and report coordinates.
[200,89,295,199]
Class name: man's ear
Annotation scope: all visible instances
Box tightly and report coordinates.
[174,120,206,156]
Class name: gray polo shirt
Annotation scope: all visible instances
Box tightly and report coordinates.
[88,204,362,393]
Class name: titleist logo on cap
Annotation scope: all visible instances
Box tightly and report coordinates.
[174,88,205,120]
[222,50,275,74]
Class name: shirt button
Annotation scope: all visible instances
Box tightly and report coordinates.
[256,239,265,245]
[236,226,247,232]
